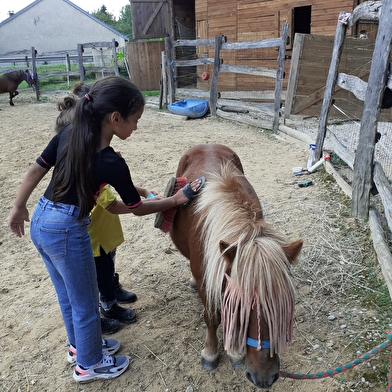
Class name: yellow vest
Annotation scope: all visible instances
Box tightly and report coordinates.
[88,185,124,257]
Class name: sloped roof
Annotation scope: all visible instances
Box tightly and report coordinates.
[0,0,128,41]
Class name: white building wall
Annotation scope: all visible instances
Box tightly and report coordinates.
[0,0,127,53]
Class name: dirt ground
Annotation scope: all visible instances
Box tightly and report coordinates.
[0,90,389,392]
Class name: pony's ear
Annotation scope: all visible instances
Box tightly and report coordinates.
[230,153,245,173]
[282,240,303,265]
[220,240,237,275]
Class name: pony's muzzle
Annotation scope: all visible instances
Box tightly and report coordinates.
[246,369,279,389]
[245,356,280,390]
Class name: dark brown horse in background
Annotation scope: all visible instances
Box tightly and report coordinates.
[170,144,303,389]
[0,69,34,106]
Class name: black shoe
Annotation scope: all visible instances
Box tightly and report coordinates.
[101,317,121,334]
[113,273,138,304]
[101,303,137,324]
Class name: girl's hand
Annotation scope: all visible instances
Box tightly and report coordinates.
[144,189,157,199]
[174,177,205,205]
[135,185,157,199]
[9,205,30,238]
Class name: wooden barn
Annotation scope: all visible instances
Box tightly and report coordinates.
[0,0,128,53]
[130,0,384,117]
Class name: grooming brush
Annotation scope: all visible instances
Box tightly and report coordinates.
[154,176,187,233]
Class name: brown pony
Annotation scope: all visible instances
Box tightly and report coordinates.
[0,69,34,106]
[170,144,303,389]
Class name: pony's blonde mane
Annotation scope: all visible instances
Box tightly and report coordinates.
[194,162,295,356]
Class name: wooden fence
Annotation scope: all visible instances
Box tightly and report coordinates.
[309,1,392,298]
[284,33,392,122]
[31,39,119,100]
[0,49,32,68]
[0,39,120,100]
[164,24,289,133]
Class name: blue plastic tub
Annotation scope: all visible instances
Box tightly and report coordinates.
[168,99,209,118]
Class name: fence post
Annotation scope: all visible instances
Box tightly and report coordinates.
[66,54,71,87]
[31,47,40,101]
[209,35,222,116]
[77,44,85,83]
[159,50,167,109]
[111,38,119,76]
[273,23,288,133]
[351,0,392,219]
[315,12,348,160]
[165,37,175,104]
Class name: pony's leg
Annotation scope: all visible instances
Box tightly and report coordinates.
[193,279,220,370]
[200,309,220,370]
[9,91,18,106]
[228,352,246,369]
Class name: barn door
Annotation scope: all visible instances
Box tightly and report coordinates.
[130,0,171,39]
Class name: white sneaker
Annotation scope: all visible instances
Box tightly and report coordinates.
[67,338,120,363]
[73,354,129,382]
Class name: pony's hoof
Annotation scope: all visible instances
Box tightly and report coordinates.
[229,357,245,369]
[201,357,218,370]
[188,276,197,292]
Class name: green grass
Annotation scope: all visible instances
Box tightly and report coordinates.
[143,90,159,96]
[36,63,101,91]
[1,63,158,95]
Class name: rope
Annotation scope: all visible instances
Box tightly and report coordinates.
[332,103,360,125]
[390,346,392,390]
[280,333,392,387]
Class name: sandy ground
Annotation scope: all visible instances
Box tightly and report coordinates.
[0,90,388,392]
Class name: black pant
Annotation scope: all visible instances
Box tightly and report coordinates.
[95,247,115,303]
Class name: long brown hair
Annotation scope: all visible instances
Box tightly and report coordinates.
[51,76,145,218]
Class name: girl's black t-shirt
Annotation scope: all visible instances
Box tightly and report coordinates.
[36,125,141,210]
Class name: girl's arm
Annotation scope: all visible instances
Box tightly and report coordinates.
[108,179,202,216]
[9,163,49,237]
[135,185,156,199]
[107,191,181,216]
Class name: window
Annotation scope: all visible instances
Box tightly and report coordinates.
[293,5,311,35]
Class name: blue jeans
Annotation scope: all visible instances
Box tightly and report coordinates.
[30,196,102,368]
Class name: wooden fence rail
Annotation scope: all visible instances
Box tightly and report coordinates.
[0,39,120,101]
[164,24,289,133]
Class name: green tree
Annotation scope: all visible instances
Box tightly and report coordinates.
[92,4,133,40]
[116,5,133,40]
[92,5,116,27]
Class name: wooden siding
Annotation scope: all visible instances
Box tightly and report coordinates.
[195,0,208,20]
[130,0,169,39]
[127,41,165,91]
[194,0,373,94]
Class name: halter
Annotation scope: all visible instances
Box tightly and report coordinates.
[225,282,274,353]
[246,337,270,349]
[24,70,32,83]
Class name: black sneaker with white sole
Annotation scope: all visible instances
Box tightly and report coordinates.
[101,317,121,334]
[101,303,137,324]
